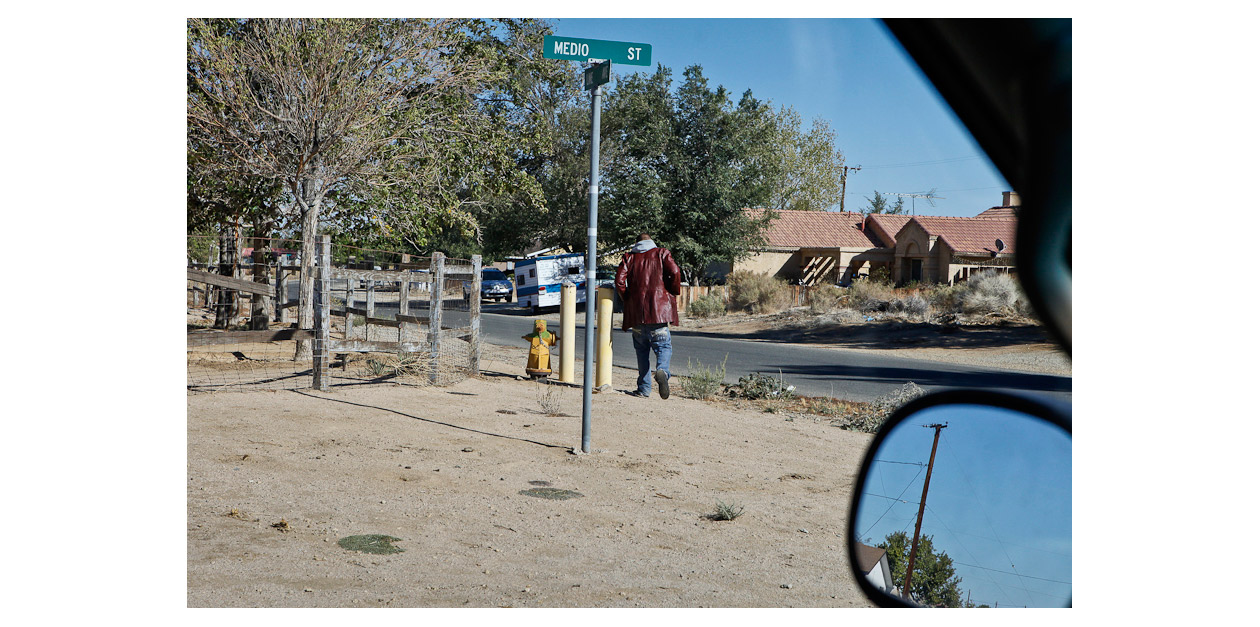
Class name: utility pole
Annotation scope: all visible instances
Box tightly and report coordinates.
[839,164,861,213]
[903,422,947,602]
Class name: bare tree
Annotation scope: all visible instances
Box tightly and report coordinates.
[187,18,488,358]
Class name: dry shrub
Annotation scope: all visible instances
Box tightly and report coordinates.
[889,292,931,320]
[831,382,927,433]
[848,279,896,312]
[710,500,745,521]
[961,270,1028,315]
[688,293,727,318]
[924,283,965,312]
[537,384,565,416]
[727,271,790,313]
[681,356,727,400]
[808,284,844,314]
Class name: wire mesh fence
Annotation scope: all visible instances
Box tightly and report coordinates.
[187,233,309,391]
[187,232,482,391]
[322,243,481,387]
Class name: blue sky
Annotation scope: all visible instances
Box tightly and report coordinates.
[853,404,1072,608]
[550,18,1010,217]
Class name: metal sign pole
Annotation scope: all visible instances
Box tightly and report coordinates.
[580,81,602,454]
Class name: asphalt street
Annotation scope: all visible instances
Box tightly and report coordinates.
[472,302,1071,404]
[297,286,1070,404]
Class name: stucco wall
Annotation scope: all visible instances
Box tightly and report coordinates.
[735,251,799,279]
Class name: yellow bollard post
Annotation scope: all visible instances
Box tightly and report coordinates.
[559,282,576,383]
[596,286,614,388]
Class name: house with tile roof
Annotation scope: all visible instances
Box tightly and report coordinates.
[724,192,1021,286]
[726,208,889,285]
[891,215,1016,284]
[976,192,1021,219]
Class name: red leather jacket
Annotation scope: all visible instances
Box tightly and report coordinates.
[615,245,681,330]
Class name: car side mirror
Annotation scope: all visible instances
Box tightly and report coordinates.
[847,390,1071,608]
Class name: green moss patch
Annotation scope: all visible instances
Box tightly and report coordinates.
[337,534,404,555]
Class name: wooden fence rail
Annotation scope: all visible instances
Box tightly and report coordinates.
[189,240,483,390]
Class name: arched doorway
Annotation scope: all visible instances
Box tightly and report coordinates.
[901,241,924,283]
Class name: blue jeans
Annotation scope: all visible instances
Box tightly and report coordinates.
[631,324,672,395]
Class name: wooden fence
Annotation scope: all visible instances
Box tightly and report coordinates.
[322,249,482,388]
[187,236,482,390]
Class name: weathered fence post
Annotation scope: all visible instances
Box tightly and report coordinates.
[345,279,356,339]
[429,252,445,383]
[366,282,376,339]
[274,264,285,323]
[214,226,239,329]
[249,239,269,330]
[469,255,482,375]
[399,272,410,317]
[313,235,331,391]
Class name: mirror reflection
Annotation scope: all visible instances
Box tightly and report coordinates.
[852,404,1071,607]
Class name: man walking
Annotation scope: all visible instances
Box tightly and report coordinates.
[615,233,681,399]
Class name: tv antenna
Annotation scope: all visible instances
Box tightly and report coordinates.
[888,188,945,215]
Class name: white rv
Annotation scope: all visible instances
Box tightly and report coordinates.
[514,253,587,313]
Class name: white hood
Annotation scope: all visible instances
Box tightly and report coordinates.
[631,239,657,253]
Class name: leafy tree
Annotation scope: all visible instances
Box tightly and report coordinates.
[600,66,679,250]
[863,190,906,215]
[878,530,964,607]
[656,65,773,281]
[187,18,557,354]
[769,113,848,212]
[727,90,789,210]
[458,60,847,276]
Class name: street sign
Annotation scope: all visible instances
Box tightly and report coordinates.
[584,60,611,90]
[543,35,652,66]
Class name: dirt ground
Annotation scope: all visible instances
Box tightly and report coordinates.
[187,307,1069,608]
[188,347,878,608]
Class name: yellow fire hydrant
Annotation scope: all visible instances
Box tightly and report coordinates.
[522,319,558,378]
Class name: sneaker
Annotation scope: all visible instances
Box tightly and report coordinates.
[655,370,670,399]
[628,390,650,398]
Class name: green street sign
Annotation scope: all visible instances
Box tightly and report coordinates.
[584,60,611,90]
[543,35,652,66]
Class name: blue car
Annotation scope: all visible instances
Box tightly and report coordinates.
[464,267,514,302]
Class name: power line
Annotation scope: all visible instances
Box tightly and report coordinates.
[862,155,983,169]
[945,528,1072,559]
[938,432,1036,606]
[952,562,1072,586]
[934,185,1004,193]
[860,492,919,505]
[922,504,1006,606]
[860,465,925,540]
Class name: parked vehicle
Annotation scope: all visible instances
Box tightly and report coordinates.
[513,253,586,314]
[463,267,514,302]
[595,266,615,288]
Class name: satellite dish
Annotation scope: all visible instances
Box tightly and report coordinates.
[995,238,1006,252]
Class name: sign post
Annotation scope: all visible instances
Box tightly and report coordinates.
[584,60,611,91]
[544,35,652,454]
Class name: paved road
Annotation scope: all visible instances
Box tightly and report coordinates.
[298,288,1070,404]
[472,303,1071,404]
